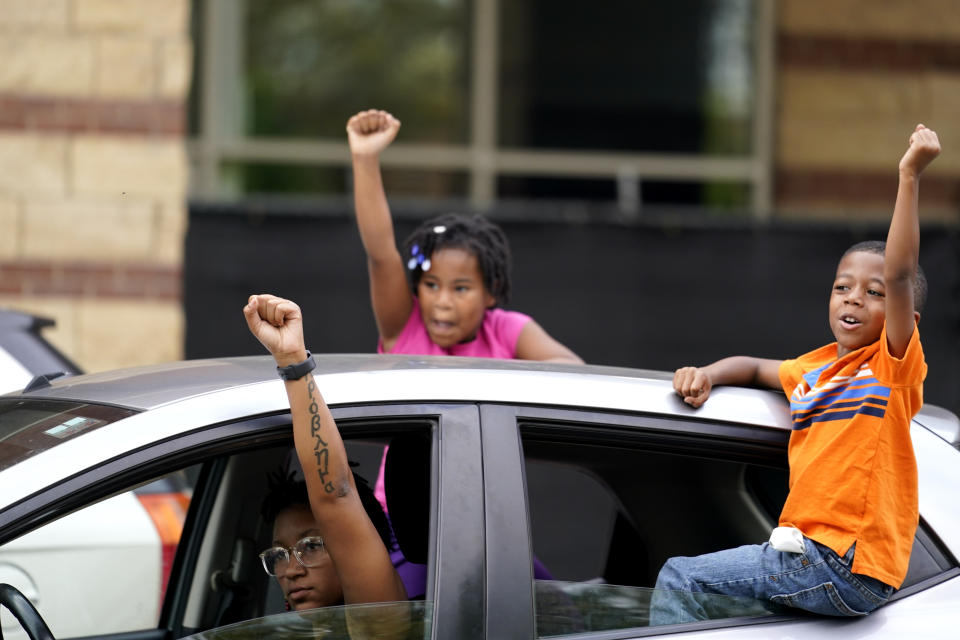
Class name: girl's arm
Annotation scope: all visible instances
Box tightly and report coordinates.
[347,110,414,348]
[514,320,584,363]
[673,356,783,408]
[244,294,406,605]
[885,124,939,358]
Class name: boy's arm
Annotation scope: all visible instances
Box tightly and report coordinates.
[885,124,940,358]
[347,110,414,347]
[674,357,783,408]
[243,295,406,604]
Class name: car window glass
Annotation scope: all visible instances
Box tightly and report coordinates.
[535,580,772,635]
[180,425,434,635]
[520,432,777,635]
[0,467,198,640]
[181,600,431,640]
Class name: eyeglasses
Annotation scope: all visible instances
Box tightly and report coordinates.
[259,536,326,576]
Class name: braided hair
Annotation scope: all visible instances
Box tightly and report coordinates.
[402,213,513,306]
[260,467,392,549]
[841,240,927,314]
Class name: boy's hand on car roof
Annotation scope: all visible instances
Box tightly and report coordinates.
[899,124,940,178]
[674,366,712,408]
[346,109,401,158]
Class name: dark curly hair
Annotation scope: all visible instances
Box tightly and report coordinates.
[402,212,513,306]
[841,240,928,314]
[260,467,392,549]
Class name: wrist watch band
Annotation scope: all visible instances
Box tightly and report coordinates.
[276,351,316,381]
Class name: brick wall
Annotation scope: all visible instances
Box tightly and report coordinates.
[0,0,190,373]
[775,0,960,221]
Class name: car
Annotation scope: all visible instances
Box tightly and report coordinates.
[0,354,958,640]
[0,309,81,395]
[0,310,188,640]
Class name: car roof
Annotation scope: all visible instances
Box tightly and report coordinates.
[3,354,959,547]
[5,353,792,425]
[0,354,795,521]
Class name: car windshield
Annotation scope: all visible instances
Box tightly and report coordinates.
[535,580,775,635]
[181,600,431,640]
[0,398,137,472]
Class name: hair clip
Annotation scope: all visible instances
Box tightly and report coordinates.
[433,225,446,234]
[408,244,429,271]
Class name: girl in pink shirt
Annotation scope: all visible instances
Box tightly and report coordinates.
[347,109,583,364]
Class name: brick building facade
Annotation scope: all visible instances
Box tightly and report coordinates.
[0,0,957,374]
[0,0,189,372]
[776,0,960,220]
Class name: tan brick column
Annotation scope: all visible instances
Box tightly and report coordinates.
[775,0,960,221]
[0,0,191,372]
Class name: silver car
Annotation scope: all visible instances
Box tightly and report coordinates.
[1,355,958,639]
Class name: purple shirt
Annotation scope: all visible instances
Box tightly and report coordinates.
[378,298,532,358]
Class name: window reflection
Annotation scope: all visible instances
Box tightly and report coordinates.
[243,0,470,142]
[498,0,755,155]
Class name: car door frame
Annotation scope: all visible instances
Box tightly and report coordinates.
[478,402,799,639]
[0,401,489,640]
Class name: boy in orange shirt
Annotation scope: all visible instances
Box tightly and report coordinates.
[651,124,941,624]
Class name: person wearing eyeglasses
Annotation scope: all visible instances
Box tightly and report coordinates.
[259,470,394,611]
[244,294,408,614]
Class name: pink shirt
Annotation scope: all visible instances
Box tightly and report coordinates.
[377,298,532,358]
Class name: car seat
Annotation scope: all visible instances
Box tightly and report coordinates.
[384,432,431,565]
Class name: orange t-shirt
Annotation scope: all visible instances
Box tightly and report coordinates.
[777,325,925,588]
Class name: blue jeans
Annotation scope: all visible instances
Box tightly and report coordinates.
[649,538,895,625]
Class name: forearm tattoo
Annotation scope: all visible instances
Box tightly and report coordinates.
[306,376,335,494]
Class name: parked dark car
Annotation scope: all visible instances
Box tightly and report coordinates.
[0,309,81,395]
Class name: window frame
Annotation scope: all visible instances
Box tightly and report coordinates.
[479,402,960,638]
[190,0,777,217]
[0,402,486,640]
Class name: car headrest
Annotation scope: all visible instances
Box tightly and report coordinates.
[384,432,431,565]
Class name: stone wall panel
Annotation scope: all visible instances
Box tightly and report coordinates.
[71,136,187,197]
[0,0,69,30]
[0,134,69,196]
[780,0,960,40]
[75,0,188,37]
[76,298,182,370]
[22,197,155,260]
[0,199,21,259]
[0,36,95,96]
[96,37,156,98]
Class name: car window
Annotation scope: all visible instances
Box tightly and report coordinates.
[520,425,783,635]
[519,417,959,636]
[0,467,198,640]
[178,423,435,635]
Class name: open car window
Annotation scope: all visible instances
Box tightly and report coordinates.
[178,420,436,636]
[0,411,439,640]
[521,434,779,634]
[518,414,958,636]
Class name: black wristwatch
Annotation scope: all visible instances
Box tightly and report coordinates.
[276,351,316,381]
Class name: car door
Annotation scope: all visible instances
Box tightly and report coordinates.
[478,403,960,639]
[0,402,490,640]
